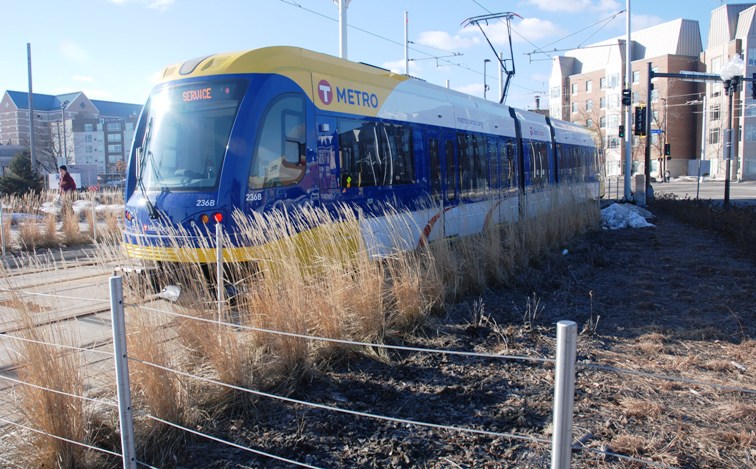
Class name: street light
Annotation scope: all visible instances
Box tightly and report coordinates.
[719,55,745,208]
[483,59,491,99]
[61,100,69,166]
[658,97,668,181]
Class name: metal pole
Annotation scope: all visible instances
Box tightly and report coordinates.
[551,320,577,469]
[216,222,224,322]
[484,59,490,99]
[644,62,652,195]
[61,104,67,164]
[27,43,37,173]
[334,0,351,59]
[91,191,97,242]
[725,79,735,208]
[109,276,137,469]
[624,0,632,201]
[697,94,707,199]
[499,52,504,99]
[404,10,409,75]
[0,200,5,256]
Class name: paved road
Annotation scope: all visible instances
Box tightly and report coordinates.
[605,177,756,206]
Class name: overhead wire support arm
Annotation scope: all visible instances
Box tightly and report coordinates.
[462,12,521,104]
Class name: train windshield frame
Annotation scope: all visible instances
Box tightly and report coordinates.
[138,80,247,191]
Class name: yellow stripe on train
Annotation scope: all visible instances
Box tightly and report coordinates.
[157,46,408,118]
[122,220,363,265]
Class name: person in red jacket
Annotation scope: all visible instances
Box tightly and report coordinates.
[59,165,77,193]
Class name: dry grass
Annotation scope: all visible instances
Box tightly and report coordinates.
[2,188,604,465]
[10,309,105,468]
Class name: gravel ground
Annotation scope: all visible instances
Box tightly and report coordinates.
[175,206,755,468]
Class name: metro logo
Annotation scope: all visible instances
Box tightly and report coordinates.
[316,78,380,110]
[318,80,333,105]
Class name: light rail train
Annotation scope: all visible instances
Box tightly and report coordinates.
[122,46,602,264]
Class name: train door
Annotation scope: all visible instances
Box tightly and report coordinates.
[316,116,339,202]
[440,130,459,237]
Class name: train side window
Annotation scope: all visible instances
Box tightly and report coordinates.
[488,139,499,190]
[249,94,306,189]
[337,118,415,188]
[445,139,455,201]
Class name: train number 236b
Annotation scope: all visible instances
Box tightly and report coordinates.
[196,199,216,207]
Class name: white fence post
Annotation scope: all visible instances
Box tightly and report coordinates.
[551,320,577,469]
[0,202,5,256]
[216,223,224,323]
[110,276,137,469]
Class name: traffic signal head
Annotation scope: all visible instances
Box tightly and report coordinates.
[752,73,756,99]
[622,89,631,106]
[634,106,646,136]
[664,143,671,156]
[619,124,625,138]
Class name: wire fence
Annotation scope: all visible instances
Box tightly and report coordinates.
[0,274,753,468]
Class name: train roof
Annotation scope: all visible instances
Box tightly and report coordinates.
[158,46,518,138]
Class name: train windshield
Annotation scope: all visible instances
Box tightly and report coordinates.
[138,80,247,191]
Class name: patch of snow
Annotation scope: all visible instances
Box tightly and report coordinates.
[601,203,655,230]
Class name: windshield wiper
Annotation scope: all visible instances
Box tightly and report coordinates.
[138,118,158,219]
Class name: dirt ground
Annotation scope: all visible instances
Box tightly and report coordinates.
[177,206,755,469]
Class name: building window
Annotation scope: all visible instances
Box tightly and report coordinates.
[586,100,593,111]
[608,114,619,128]
[107,133,122,142]
[710,104,721,121]
[609,137,619,149]
[608,94,619,109]
[600,97,606,109]
[85,135,92,143]
[746,125,756,141]
[632,92,640,103]
[108,144,123,153]
[600,116,606,128]
[632,71,640,84]
[709,128,720,145]
[711,56,722,74]
[600,77,607,89]
[550,86,560,98]
[571,102,578,113]
[586,119,593,128]
[84,124,93,132]
[608,73,620,88]
[571,83,578,95]
[585,80,592,92]
[107,122,122,131]
[711,82,722,98]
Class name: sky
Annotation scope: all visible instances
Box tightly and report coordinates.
[0,0,738,111]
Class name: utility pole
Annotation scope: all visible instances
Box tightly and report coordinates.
[334,0,352,59]
[483,59,491,99]
[404,11,409,75]
[624,0,632,200]
[27,43,37,173]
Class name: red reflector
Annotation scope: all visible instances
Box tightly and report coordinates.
[213,213,223,222]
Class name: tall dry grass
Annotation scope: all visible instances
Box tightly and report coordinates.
[9,308,108,468]
[3,186,600,465]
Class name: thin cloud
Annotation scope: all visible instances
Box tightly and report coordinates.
[504,18,564,44]
[415,30,479,51]
[633,14,665,31]
[524,0,620,13]
[71,75,94,83]
[382,59,421,76]
[109,0,175,10]
[59,40,90,63]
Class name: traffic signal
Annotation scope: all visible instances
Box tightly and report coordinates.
[634,106,646,136]
[664,143,671,156]
[619,124,625,138]
[622,89,631,106]
[752,73,756,99]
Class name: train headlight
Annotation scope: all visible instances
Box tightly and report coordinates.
[125,210,133,222]
[200,214,210,224]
